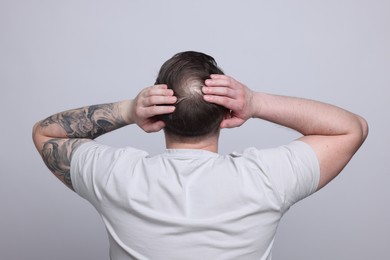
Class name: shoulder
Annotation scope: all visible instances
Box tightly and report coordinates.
[231,141,317,164]
[71,142,149,166]
[232,141,320,206]
[70,142,149,196]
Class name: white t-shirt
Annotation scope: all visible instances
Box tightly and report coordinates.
[71,141,320,260]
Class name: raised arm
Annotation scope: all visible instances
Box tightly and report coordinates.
[203,74,368,190]
[32,85,176,190]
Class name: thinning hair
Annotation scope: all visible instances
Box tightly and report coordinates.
[155,51,226,138]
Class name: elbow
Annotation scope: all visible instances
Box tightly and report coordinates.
[32,122,38,142]
[32,121,43,151]
[357,115,369,144]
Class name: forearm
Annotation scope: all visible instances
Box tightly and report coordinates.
[252,92,367,138]
[33,100,133,141]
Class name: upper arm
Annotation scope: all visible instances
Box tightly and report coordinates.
[299,128,367,190]
[33,123,91,190]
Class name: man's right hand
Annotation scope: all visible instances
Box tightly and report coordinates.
[203,74,257,129]
[203,74,368,191]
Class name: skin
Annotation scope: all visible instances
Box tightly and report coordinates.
[32,85,177,190]
[202,74,368,190]
[33,76,368,191]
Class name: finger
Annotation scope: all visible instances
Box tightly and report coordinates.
[204,78,232,88]
[206,74,237,87]
[220,118,245,129]
[143,121,166,133]
[143,86,174,98]
[202,86,235,97]
[210,74,229,80]
[141,95,177,107]
[141,105,176,118]
[203,94,239,111]
[153,84,169,89]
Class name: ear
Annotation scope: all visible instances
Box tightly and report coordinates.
[220,110,232,128]
[224,109,232,120]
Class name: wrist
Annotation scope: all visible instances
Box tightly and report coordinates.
[118,99,134,125]
[250,92,266,119]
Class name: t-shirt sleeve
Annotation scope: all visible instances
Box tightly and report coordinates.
[70,141,147,208]
[248,141,320,211]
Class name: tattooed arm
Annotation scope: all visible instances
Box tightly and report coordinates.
[32,102,131,190]
[32,85,176,190]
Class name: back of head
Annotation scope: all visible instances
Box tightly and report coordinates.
[155,51,226,138]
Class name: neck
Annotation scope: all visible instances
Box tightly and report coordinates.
[165,133,219,153]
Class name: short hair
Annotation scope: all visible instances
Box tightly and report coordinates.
[155,51,226,138]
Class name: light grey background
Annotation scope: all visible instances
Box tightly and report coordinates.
[1,0,389,259]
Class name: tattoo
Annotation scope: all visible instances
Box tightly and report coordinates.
[40,103,127,139]
[39,103,127,189]
[41,138,88,190]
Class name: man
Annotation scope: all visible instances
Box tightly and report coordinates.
[33,51,368,259]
